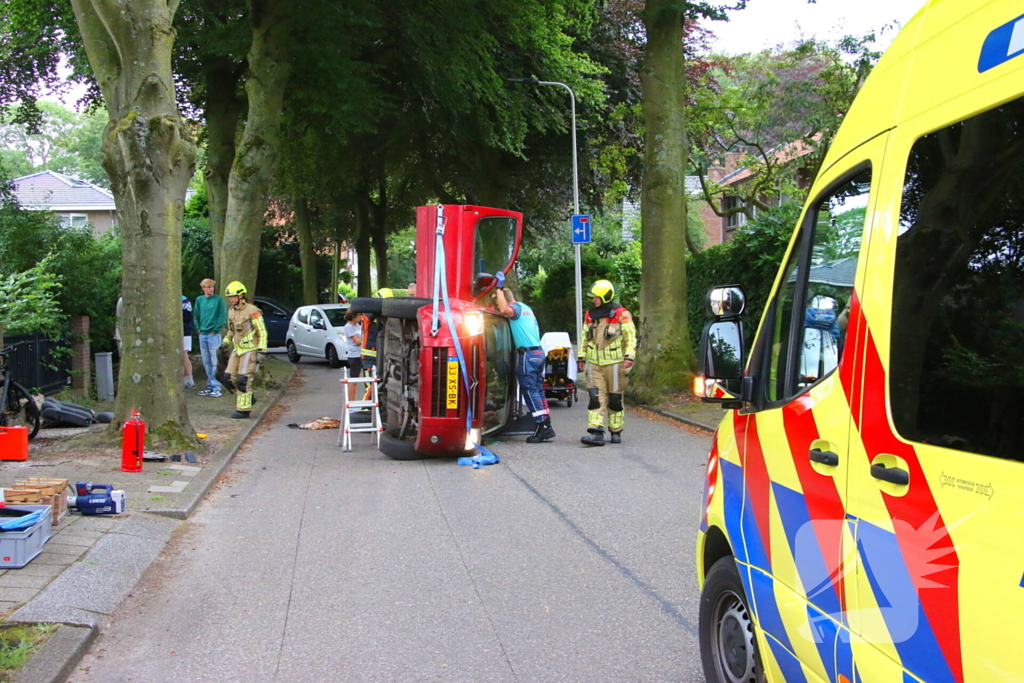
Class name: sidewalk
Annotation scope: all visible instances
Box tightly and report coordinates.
[0,356,296,683]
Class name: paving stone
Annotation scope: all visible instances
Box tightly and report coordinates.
[0,587,41,603]
[0,601,21,616]
[147,485,186,494]
[0,572,54,589]
[7,563,63,578]
[49,533,102,548]
[40,544,86,559]
[68,517,117,532]
[167,465,202,473]
[30,554,76,567]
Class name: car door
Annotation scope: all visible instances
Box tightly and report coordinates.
[291,307,312,354]
[844,96,1024,683]
[260,302,290,348]
[734,137,884,683]
[306,308,328,358]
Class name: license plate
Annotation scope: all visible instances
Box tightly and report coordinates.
[446,358,459,409]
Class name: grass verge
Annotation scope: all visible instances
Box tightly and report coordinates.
[0,623,58,681]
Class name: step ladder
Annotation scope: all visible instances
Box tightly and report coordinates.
[338,365,384,451]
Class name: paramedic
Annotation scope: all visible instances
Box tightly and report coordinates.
[224,281,267,419]
[577,279,636,446]
[494,274,555,443]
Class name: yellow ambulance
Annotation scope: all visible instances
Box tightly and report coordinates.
[694,1,1024,681]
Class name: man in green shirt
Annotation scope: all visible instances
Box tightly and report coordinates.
[194,278,228,397]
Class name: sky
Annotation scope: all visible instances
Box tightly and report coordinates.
[703,0,927,55]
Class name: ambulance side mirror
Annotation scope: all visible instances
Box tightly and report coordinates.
[695,286,746,407]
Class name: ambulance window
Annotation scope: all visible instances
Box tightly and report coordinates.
[766,169,870,403]
[890,96,1024,461]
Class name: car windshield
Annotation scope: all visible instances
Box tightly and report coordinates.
[482,312,514,434]
[324,308,348,327]
[473,216,517,282]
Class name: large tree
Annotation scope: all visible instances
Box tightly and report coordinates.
[631,0,734,398]
[68,0,197,446]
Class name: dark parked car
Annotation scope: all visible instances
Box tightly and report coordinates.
[253,297,293,348]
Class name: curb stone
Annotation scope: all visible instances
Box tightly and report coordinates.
[643,405,718,433]
[10,625,97,683]
[6,362,298,682]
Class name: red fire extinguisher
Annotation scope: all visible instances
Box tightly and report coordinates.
[121,409,145,473]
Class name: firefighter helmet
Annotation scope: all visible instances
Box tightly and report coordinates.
[589,280,615,304]
[225,281,247,297]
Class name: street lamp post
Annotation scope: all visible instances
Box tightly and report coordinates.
[508,77,584,358]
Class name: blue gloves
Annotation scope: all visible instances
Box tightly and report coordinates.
[458,451,500,468]
[495,271,506,287]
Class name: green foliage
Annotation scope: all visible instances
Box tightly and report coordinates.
[0,257,63,334]
[0,175,121,345]
[0,101,107,186]
[686,202,800,351]
[385,225,417,289]
[181,217,214,292]
[184,182,209,219]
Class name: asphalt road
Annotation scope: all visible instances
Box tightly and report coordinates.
[69,362,714,683]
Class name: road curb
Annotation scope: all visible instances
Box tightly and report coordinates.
[10,625,97,683]
[146,360,297,520]
[642,406,717,433]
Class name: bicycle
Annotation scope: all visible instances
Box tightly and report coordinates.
[0,342,41,440]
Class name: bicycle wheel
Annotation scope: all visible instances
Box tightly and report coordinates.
[5,382,40,440]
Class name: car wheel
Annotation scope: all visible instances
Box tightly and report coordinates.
[326,344,343,369]
[350,297,383,315]
[699,556,766,683]
[566,397,573,408]
[381,297,432,320]
[286,341,301,364]
[379,428,422,460]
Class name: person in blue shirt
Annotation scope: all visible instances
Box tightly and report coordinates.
[494,275,555,443]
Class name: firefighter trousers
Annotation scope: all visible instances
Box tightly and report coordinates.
[226,350,261,413]
[586,361,628,433]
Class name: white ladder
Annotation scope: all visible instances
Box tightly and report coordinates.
[338,365,384,451]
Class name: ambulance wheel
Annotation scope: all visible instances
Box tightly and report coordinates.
[380,429,423,461]
[350,297,383,315]
[699,556,766,683]
[286,341,301,364]
[326,345,343,369]
[381,297,432,320]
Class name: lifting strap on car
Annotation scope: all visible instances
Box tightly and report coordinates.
[429,205,499,463]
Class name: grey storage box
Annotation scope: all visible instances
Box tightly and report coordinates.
[0,505,53,568]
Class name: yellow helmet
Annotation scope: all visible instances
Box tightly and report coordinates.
[589,279,615,304]
[225,281,247,297]
[375,288,394,298]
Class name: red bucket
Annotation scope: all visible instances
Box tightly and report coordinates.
[0,427,29,461]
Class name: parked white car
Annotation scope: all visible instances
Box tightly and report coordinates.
[285,304,351,368]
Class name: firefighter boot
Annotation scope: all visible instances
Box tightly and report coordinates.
[527,418,556,443]
[580,428,605,447]
[610,431,622,444]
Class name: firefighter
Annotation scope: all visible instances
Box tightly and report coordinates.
[223,281,267,419]
[359,288,394,400]
[577,279,636,446]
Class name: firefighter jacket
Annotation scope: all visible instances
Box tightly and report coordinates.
[579,306,636,366]
[228,301,268,354]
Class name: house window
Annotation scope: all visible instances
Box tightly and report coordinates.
[723,196,748,233]
[63,214,89,228]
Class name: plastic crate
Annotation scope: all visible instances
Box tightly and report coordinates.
[0,427,29,461]
[0,505,53,568]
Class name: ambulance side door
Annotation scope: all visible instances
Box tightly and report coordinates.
[845,95,1024,683]
[736,138,885,683]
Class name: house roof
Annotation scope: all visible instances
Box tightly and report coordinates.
[10,170,116,212]
[719,136,820,187]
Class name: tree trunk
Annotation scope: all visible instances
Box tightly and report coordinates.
[203,60,243,287]
[633,0,696,400]
[355,199,373,297]
[294,198,318,304]
[220,0,292,295]
[370,175,389,289]
[69,0,198,447]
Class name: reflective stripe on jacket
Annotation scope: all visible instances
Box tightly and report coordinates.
[578,307,637,365]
